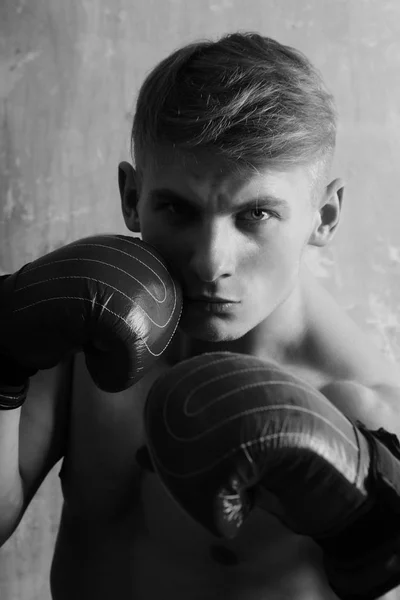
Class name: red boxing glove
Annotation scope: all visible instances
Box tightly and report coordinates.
[145,352,400,600]
[0,234,182,406]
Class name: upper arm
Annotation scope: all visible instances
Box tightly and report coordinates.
[320,379,400,433]
[18,356,73,507]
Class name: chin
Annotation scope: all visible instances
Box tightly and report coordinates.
[178,315,248,343]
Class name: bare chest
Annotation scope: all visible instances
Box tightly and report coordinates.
[61,351,330,513]
[53,354,343,599]
[60,355,168,517]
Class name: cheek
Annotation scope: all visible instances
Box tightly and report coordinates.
[140,222,189,281]
[275,219,312,266]
[140,216,172,256]
[249,231,305,278]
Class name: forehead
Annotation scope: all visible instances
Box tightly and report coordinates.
[139,145,314,204]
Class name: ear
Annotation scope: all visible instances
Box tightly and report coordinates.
[118,161,141,233]
[308,178,344,247]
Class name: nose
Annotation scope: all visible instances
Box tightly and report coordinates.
[188,219,236,283]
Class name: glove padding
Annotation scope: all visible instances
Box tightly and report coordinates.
[0,234,182,401]
[145,351,400,600]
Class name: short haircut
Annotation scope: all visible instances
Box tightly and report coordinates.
[131,32,337,174]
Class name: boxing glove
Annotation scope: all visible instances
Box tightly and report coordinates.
[145,351,400,600]
[0,234,182,407]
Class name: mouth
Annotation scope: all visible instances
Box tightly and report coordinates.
[187,295,239,303]
[184,296,240,315]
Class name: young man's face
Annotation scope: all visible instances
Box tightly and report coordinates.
[127,147,325,342]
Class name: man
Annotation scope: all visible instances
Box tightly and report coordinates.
[1,32,400,599]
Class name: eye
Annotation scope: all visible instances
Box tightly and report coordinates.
[160,201,178,213]
[158,201,181,214]
[158,201,197,222]
[238,208,274,223]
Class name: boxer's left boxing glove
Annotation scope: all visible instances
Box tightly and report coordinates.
[0,234,182,407]
[145,351,400,600]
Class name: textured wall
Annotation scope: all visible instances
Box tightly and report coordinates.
[1,1,400,598]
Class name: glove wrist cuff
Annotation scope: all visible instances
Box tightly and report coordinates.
[318,421,400,600]
[0,381,29,410]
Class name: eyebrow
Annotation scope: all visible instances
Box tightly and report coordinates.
[149,188,290,211]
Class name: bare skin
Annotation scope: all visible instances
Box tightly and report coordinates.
[15,148,400,599]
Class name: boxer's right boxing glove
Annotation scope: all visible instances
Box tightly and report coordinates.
[145,351,400,600]
[0,234,182,408]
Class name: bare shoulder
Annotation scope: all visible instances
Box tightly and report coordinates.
[301,270,400,390]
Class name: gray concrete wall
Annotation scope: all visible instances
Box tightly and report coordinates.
[1,1,400,598]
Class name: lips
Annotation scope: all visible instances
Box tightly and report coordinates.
[186,294,239,304]
[186,295,239,304]
[183,295,240,316]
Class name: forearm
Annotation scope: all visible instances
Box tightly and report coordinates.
[0,406,24,545]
